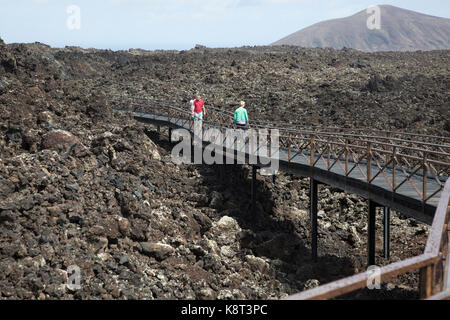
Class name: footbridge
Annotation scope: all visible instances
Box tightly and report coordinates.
[112,96,450,300]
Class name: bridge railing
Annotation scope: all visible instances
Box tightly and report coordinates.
[112,95,449,141]
[286,177,450,300]
[276,130,449,206]
[112,96,450,208]
[204,104,450,145]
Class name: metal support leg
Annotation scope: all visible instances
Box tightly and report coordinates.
[168,127,172,143]
[384,207,391,259]
[252,166,257,218]
[368,200,377,266]
[310,179,318,262]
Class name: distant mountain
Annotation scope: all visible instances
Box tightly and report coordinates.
[271,5,450,52]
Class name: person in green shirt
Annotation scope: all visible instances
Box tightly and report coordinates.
[233,101,249,130]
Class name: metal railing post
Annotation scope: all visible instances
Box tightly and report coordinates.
[423,152,428,204]
[288,133,292,161]
[420,264,436,299]
[392,146,397,191]
[327,139,331,170]
[345,139,349,175]
[311,134,315,167]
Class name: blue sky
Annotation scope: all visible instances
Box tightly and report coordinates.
[0,0,449,50]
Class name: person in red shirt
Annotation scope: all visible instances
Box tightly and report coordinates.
[193,95,206,121]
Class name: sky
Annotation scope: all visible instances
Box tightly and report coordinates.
[0,0,449,50]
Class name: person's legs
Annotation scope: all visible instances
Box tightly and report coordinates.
[193,113,203,148]
[235,124,248,145]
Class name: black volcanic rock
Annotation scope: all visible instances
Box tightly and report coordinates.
[444,121,450,133]
[0,50,17,73]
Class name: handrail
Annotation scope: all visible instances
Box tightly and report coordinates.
[117,102,449,155]
[113,98,450,201]
[110,95,450,144]
[129,102,450,166]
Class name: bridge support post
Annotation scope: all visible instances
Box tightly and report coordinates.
[252,166,257,219]
[310,178,318,262]
[384,207,391,259]
[368,200,377,266]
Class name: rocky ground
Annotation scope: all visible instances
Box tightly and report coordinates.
[0,38,445,300]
